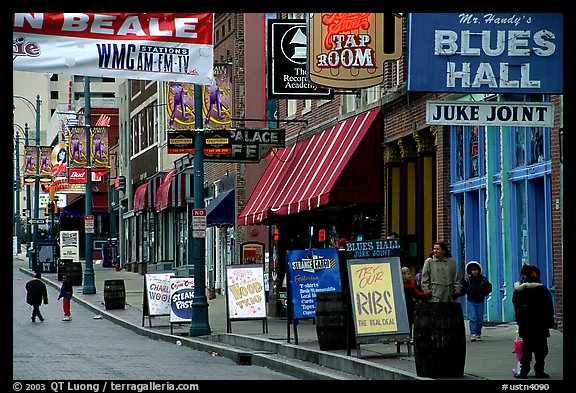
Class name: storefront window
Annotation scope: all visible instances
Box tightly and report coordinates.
[515,182,529,266]
[456,126,463,181]
[530,127,545,164]
[470,126,479,178]
[515,127,525,167]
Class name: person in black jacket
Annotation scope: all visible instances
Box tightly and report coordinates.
[512,265,555,379]
[460,260,492,342]
[25,272,49,322]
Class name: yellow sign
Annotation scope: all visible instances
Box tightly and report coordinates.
[206,137,229,144]
[349,261,399,334]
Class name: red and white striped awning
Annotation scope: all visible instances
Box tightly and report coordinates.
[133,182,149,211]
[238,108,382,226]
[155,169,178,213]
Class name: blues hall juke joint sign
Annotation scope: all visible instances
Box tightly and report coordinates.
[345,240,410,340]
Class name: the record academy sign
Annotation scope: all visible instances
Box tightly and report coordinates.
[267,19,333,99]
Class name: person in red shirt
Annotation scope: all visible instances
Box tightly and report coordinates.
[401,266,426,339]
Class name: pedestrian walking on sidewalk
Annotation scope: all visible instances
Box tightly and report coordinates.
[421,242,461,303]
[58,275,73,321]
[459,260,492,342]
[512,265,554,379]
[25,272,48,322]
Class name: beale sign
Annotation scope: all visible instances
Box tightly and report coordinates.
[426,100,554,127]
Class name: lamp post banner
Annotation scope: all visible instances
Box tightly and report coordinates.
[13,13,215,85]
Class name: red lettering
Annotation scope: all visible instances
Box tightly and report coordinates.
[12,36,40,57]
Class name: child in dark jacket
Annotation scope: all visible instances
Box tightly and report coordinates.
[58,275,73,321]
[460,261,492,342]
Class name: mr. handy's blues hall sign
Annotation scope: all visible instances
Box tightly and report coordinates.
[407,13,563,94]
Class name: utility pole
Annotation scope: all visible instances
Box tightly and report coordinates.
[83,76,96,294]
[14,127,21,253]
[32,96,41,271]
[189,84,210,336]
[25,124,32,269]
[14,95,41,270]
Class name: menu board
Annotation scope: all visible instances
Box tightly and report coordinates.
[226,264,267,320]
[144,272,175,316]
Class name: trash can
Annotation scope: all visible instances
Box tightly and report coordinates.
[58,259,72,281]
[102,244,111,268]
[66,262,83,286]
[413,302,466,378]
[315,291,355,350]
[104,279,126,310]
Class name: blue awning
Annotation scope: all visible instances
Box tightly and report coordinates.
[206,189,234,226]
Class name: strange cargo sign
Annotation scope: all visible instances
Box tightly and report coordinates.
[407,13,563,93]
[286,248,342,320]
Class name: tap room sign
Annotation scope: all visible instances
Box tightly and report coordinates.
[307,13,403,89]
[407,13,563,93]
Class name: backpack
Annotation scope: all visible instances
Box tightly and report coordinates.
[415,271,423,291]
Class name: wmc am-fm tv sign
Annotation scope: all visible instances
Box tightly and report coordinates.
[407,13,563,94]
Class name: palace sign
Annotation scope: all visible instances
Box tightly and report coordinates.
[168,128,285,162]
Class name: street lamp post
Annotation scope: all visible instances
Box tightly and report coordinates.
[13,123,38,256]
[13,124,25,254]
[189,84,210,336]
[13,95,41,271]
[83,76,96,294]
[23,124,32,267]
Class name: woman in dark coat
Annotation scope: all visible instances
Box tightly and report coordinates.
[512,265,555,379]
[25,272,48,322]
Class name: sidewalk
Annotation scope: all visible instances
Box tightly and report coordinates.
[13,253,563,381]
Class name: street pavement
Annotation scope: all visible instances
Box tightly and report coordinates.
[12,252,564,384]
[12,260,297,381]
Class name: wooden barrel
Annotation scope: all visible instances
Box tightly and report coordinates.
[66,262,83,286]
[315,291,355,350]
[413,302,466,378]
[104,280,126,310]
